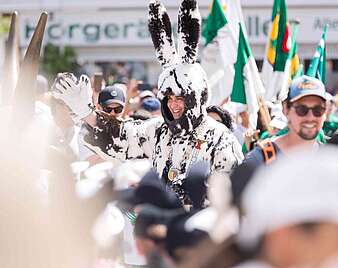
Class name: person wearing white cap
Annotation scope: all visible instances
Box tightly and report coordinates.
[234,147,338,268]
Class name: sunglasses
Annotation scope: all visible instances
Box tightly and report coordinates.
[292,105,326,117]
[102,105,123,114]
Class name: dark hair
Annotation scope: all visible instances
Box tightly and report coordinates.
[285,90,293,108]
[206,105,233,131]
[328,133,338,145]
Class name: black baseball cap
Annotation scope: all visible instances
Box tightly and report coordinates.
[98,84,126,107]
[114,169,182,210]
[165,212,209,260]
[134,204,183,241]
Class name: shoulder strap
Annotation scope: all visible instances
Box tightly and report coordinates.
[257,140,277,165]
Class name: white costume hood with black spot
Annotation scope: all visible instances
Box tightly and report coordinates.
[148,0,209,135]
[83,0,243,205]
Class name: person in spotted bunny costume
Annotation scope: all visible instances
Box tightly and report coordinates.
[52,0,243,204]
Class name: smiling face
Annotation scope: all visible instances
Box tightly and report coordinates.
[167,95,185,120]
[286,95,326,140]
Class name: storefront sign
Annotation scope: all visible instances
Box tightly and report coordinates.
[20,7,338,47]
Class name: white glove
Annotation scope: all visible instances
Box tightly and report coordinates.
[52,73,93,120]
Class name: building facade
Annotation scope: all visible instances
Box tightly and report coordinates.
[0,0,337,89]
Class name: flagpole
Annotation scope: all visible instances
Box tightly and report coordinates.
[257,96,272,133]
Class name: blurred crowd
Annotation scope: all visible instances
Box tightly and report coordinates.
[0,66,337,268]
[1,1,338,268]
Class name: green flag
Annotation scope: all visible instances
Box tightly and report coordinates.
[231,23,261,129]
[201,0,240,105]
[202,0,228,46]
[231,24,250,104]
[307,25,328,84]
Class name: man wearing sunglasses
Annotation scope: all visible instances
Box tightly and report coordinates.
[97,84,126,119]
[230,76,328,201]
[255,75,326,162]
[284,76,327,142]
[75,84,127,166]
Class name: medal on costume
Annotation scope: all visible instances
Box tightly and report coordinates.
[195,139,207,150]
[168,167,179,181]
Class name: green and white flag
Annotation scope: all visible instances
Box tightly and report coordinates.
[201,0,243,105]
[262,0,292,101]
[306,25,328,84]
[231,24,262,129]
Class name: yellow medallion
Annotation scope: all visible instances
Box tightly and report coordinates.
[168,168,179,181]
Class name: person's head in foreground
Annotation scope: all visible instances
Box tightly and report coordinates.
[237,146,338,268]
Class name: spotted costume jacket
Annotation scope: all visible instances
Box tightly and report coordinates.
[85,0,244,202]
[85,114,243,203]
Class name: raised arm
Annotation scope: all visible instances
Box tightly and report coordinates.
[52,72,162,162]
[83,113,162,162]
[52,73,97,127]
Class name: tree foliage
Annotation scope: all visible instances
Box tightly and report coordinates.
[41,43,80,80]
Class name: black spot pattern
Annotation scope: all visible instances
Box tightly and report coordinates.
[84,114,243,204]
[120,132,127,142]
[112,143,123,153]
[138,137,147,147]
[201,86,208,105]
[148,0,177,67]
[84,113,122,155]
[81,0,243,204]
[178,0,200,63]
[172,69,185,92]
[184,90,196,110]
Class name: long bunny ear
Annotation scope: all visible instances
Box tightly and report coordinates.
[177,0,201,64]
[12,12,48,123]
[0,11,20,106]
[148,0,178,68]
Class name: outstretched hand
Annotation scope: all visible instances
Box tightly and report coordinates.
[52,73,93,120]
